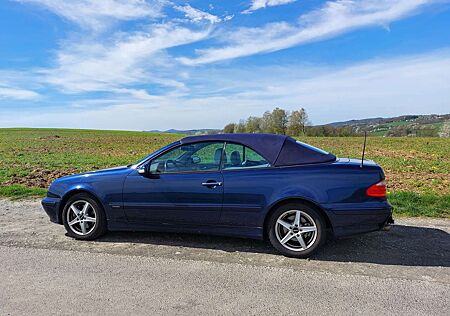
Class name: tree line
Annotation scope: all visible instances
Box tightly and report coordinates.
[223,107,358,137]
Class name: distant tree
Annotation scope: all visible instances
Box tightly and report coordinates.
[223,123,236,133]
[223,106,330,137]
[304,124,357,137]
[287,109,309,136]
[298,108,310,134]
[270,107,288,135]
[260,111,273,133]
[234,120,247,133]
[305,126,317,136]
[338,126,354,137]
[246,116,262,133]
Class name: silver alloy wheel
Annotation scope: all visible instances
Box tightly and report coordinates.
[275,210,318,252]
[66,200,97,236]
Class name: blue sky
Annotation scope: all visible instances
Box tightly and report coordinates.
[0,0,449,130]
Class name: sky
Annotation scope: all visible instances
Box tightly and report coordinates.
[0,0,449,130]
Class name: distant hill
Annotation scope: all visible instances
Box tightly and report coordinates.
[148,114,450,137]
[325,114,450,137]
[146,128,222,135]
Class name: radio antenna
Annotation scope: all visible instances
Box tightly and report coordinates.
[361,131,367,168]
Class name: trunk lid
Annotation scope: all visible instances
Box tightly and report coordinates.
[336,157,380,168]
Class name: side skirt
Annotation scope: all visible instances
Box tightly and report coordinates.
[107,220,264,240]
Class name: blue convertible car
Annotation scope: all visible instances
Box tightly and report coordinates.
[42,133,393,257]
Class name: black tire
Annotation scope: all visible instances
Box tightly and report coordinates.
[62,193,107,240]
[267,203,326,258]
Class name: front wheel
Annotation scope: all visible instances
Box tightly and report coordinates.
[62,193,107,240]
[267,203,326,258]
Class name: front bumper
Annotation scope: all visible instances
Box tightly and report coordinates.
[41,197,61,224]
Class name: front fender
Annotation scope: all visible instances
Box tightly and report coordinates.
[61,183,103,203]
[56,182,125,223]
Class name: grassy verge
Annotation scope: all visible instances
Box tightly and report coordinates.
[0,185,448,218]
[388,191,449,218]
[0,185,47,200]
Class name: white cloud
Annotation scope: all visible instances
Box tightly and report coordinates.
[15,0,164,30]
[243,0,297,14]
[13,0,216,100]
[43,24,211,93]
[223,15,235,21]
[0,71,41,100]
[174,4,221,24]
[182,0,433,65]
[15,0,438,96]
[0,86,40,100]
[3,50,449,129]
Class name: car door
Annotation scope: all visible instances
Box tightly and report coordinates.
[220,143,272,227]
[122,141,225,225]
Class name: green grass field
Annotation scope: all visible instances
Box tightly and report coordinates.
[0,128,448,217]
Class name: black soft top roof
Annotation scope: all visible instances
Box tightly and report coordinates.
[181,133,336,166]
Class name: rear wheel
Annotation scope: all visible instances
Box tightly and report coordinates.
[267,203,326,258]
[62,193,107,240]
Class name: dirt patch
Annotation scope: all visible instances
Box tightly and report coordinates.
[386,171,450,194]
[3,168,78,188]
[38,135,61,140]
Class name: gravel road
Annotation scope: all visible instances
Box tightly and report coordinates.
[0,199,449,315]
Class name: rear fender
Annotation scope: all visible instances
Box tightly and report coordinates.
[258,186,326,227]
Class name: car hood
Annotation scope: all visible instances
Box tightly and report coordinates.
[82,165,131,175]
[55,165,132,182]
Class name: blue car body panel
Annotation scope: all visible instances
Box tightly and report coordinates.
[42,134,392,240]
[123,169,224,224]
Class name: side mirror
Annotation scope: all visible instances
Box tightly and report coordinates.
[191,156,201,164]
[137,164,159,179]
[137,165,148,176]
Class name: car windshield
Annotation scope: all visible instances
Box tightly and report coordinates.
[130,141,181,168]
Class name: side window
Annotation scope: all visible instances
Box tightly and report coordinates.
[149,142,224,174]
[223,143,270,170]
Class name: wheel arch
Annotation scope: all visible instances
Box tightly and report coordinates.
[58,189,104,224]
[262,197,333,240]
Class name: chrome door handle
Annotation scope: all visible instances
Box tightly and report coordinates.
[201,181,223,187]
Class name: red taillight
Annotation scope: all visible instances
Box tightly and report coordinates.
[366,180,387,197]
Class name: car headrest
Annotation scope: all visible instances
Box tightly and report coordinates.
[230,151,241,166]
[214,148,227,164]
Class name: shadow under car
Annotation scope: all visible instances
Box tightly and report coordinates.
[95,224,450,267]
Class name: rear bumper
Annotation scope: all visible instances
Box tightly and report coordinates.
[41,197,61,224]
[326,201,393,238]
